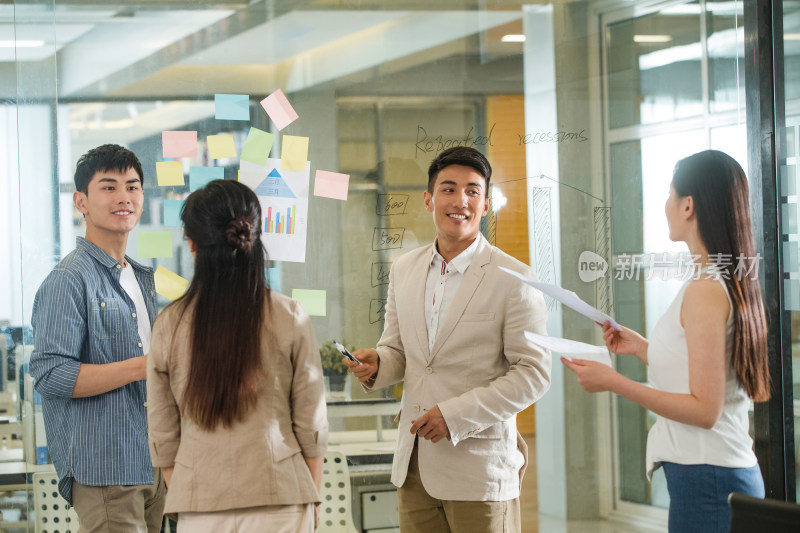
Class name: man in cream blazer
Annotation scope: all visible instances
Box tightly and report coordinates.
[346,146,551,533]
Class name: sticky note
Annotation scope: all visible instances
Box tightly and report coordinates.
[136,231,173,258]
[162,131,197,158]
[280,135,309,172]
[292,289,326,317]
[163,199,184,226]
[215,94,250,121]
[190,166,224,192]
[267,267,281,293]
[241,127,275,166]
[207,134,236,159]
[238,161,269,190]
[155,265,189,301]
[156,161,184,187]
[314,170,350,201]
[260,89,298,130]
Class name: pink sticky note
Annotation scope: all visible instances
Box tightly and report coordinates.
[260,89,299,130]
[162,131,198,158]
[313,170,350,201]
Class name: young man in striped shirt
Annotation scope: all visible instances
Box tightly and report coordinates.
[30,144,166,532]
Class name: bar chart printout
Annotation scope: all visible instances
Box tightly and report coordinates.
[240,158,310,263]
[266,205,297,234]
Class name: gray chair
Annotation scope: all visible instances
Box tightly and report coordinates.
[728,492,800,532]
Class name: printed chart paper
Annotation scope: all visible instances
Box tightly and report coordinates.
[156,161,184,187]
[241,158,310,263]
[499,266,622,331]
[313,170,350,200]
[162,131,197,158]
[215,94,250,121]
[154,265,189,301]
[260,89,299,130]
[524,331,612,367]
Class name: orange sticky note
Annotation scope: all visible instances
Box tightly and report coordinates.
[207,134,236,159]
[162,131,197,158]
[313,170,350,200]
[260,89,299,131]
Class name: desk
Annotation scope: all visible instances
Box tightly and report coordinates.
[327,399,400,442]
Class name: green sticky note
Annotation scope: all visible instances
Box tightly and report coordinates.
[241,127,275,166]
[292,289,326,317]
[136,231,173,258]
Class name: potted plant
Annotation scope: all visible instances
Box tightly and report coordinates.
[319,340,355,394]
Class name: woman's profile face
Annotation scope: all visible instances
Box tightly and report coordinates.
[664,184,684,242]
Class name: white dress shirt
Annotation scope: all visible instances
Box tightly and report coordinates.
[424,237,480,351]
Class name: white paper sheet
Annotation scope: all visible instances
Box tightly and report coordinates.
[524,331,612,367]
[499,266,622,331]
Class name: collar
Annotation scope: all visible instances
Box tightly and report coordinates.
[429,235,481,274]
[76,237,151,273]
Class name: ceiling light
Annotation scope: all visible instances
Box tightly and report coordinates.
[634,35,673,44]
[785,33,800,41]
[0,40,46,48]
[501,34,526,43]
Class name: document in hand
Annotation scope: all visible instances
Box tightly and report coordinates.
[498,266,622,331]
[524,331,612,367]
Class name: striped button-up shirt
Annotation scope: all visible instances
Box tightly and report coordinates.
[30,237,156,504]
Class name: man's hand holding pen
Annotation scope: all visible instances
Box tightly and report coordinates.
[342,349,379,383]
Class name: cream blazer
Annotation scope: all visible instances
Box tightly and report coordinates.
[147,292,328,514]
[366,234,551,501]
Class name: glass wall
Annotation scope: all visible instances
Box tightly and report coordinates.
[0,0,773,531]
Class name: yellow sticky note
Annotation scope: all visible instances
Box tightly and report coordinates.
[207,134,237,159]
[280,135,309,172]
[292,289,326,317]
[156,161,184,186]
[155,266,190,301]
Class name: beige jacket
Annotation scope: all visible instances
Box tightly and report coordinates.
[366,234,551,501]
[147,292,328,514]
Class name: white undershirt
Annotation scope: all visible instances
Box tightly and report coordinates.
[119,263,151,354]
[424,237,480,351]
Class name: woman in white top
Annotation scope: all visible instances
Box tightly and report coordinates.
[563,150,770,533]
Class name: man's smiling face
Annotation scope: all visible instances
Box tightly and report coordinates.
[74,167,144,239]
[424,164,489,249]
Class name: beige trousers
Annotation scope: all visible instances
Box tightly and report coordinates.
[71,467,167,533]
[177,503,315,533]
[398,441,521,533]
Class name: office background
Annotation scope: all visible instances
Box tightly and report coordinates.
[1,0,797,531]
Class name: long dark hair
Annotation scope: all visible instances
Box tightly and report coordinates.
[173,179,269,429]
[672,150,770,401]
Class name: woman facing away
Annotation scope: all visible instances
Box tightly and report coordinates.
[563,150,770,533]
[147,179,328,532]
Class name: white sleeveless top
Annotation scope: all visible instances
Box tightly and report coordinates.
[645,272,757,480]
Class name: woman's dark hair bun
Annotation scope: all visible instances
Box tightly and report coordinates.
[225,218,253,253]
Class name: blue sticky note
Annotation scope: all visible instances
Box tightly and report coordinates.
[215,94,250,121]
[163,200,184,226]
[267,267,281,293]
[190,166,224,192]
